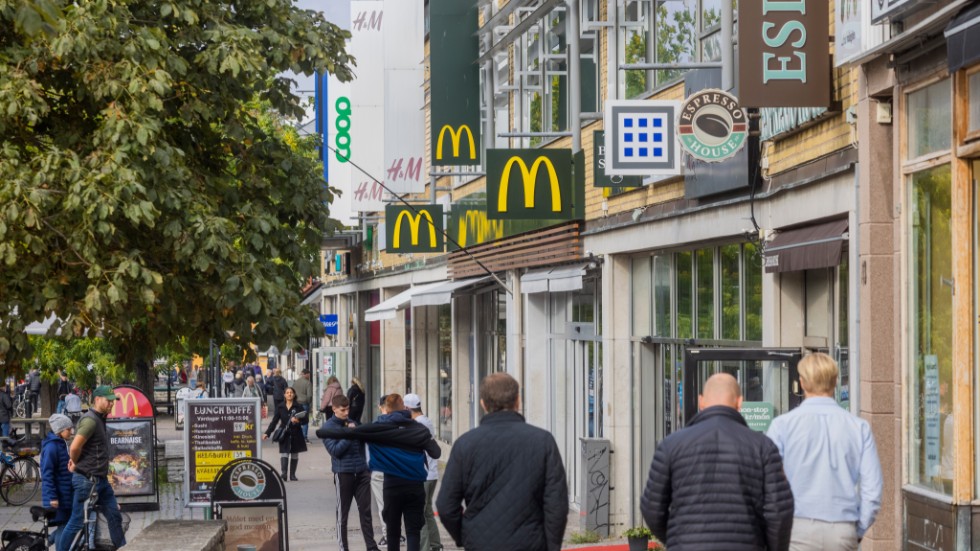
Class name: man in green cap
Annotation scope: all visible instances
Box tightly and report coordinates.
[57,386,126,551]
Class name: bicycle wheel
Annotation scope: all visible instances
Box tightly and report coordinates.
[14,401,25,419]
[0,457,40,506]
[4,534,41,551]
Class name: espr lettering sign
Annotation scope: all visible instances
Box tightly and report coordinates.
[738,0,830,108]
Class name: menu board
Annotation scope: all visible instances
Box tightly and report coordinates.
[222,505,281,551]
[106,420,155,496]
[184,398,262,507]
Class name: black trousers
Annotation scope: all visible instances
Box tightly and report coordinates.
[334,471,378,551]
[382,481,425,551]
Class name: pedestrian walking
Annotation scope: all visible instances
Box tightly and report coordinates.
[40,414,73,547]
[291,369,314,442]
[56,372,71,414]
[372,396,391,546]
[27,368,41,417]
[323,395,380,551]
[640,373,794,551]
[230,371,246,397]
[269,368,288,412]
[767,352,882,550]
[404,393,442,551]
[347,377,367,423]
[263,387,308,481]
[319,375,344,420]
[0,386,13,436]
[436,373,568,551]
[318,393,441,551]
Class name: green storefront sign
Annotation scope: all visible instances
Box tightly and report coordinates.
[740,401,774,432]
[385,205,444,253]
[447,196,558,251]
[486,149,578,220]
[429,0,481,166]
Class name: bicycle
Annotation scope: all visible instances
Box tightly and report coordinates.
[0,475,129,551]
[11,395,26,420]
[0,436,39,506]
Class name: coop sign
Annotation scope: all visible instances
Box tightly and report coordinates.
[678,89,747,163]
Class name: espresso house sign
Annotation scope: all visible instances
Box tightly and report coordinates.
[678,90,748,163]
[738,0,830,108]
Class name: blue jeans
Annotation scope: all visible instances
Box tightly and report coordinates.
[56,400,65,414]
[0,423,9,437]
[57,474,126,551]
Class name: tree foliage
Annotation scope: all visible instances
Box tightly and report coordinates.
[0,0,353,385]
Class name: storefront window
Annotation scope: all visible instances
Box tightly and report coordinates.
[653,254,672,337]
[909,164,953,493]
[969,71,980,134]
[696,249,714,339]
[676,251,694,339]
[743,242,763,341]
[437,304,452,443]
[907,79,951,159]
[632,257,652,336]
[720,244,740,340]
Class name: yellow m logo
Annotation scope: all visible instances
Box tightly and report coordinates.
[436,125,476,161]
[498,156,562,213]
[392,210,438,249]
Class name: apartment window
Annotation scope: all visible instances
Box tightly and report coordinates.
[907,79,952,159]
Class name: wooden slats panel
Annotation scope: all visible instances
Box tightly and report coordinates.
[448,222,581,278]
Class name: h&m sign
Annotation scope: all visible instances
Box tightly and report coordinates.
[738,0,831,108]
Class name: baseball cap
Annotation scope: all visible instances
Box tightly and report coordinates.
[48,414,72,434]
[403,393,421,409]
[92,386,118,400]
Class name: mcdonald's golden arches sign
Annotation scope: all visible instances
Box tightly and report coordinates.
[385,205,445,253]
[486,149,575,220]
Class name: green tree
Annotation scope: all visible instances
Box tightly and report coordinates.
[0,0,353,396]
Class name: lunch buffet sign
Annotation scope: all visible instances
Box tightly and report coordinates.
[106,385,157,502]
[211,458,289,551]
[184,398,263,508]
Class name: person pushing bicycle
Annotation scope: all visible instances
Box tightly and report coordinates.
[57,386,126,551]
[41,414,73,547]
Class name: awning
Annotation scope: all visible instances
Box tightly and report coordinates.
[411,276,493,307]
[520,262,589,294]
[764,218,849,274]
[946,3,980,72]
[364,282,446,321]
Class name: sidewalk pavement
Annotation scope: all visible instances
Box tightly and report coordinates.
[0,412,643,550]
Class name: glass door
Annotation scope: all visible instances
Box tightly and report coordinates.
[315,346,354,411]
[683,348,803,429]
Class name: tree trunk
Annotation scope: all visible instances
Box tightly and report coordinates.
[135,359,155,406]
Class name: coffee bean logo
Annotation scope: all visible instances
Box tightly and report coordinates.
[695,113,731,139]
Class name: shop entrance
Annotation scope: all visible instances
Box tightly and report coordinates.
[682,348,804,426]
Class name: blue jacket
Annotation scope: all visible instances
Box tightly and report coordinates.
[368,410,427,482]
[322,415,368,473]
[40,432,73,525]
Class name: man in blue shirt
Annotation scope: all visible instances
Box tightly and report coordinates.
[767,352,883,550]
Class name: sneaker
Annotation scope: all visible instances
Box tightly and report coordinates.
[379,537,387,546]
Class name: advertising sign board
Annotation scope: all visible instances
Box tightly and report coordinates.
[429,0,481,166]
[106,385,157,505]
[212,458,288,551]
[385,205,445,253]
[184,398,262,507]
[592,131,643,188]
[486,149,575,220]
[678,89,748,163]
[738,0,831,108]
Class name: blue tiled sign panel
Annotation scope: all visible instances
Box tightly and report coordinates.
[603,100,681,177]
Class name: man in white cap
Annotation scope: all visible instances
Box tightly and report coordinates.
[405,393,442,551]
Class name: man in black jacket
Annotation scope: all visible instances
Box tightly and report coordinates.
[640,373,794,551]
[436,373,568,551]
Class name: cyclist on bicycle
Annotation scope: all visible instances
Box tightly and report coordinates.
[58,386,126,551]
[41,414,74,547]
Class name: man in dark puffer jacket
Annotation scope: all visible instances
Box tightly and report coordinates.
[436,373,568,551]
[641,373,793,551]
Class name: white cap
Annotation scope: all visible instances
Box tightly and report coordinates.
[403,393,421,409]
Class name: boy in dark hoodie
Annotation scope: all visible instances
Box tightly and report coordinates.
[41,414,74,547]
[323,395,380,551]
